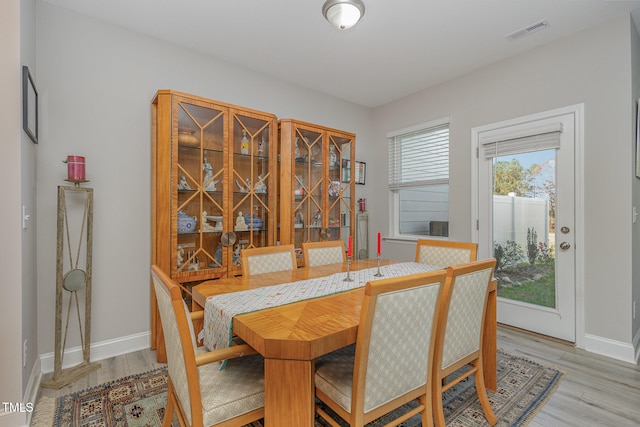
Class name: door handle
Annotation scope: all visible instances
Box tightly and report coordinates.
[560,242,571,250]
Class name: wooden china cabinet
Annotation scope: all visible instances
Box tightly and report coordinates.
[278,119,356,265]
[151,90,277,360]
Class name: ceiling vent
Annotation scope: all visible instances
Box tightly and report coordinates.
[505,20,550,41]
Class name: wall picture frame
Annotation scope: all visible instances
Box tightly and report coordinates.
[354,161,366,185]
[22,66,38,144]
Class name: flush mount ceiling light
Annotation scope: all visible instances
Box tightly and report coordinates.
[322,0,365,30]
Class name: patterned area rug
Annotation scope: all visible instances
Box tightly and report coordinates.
[32,350,564,427]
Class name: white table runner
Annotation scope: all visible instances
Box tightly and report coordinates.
[203,262,441,354]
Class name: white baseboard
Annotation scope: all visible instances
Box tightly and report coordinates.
[24,356,42,426]
[39,331,151,374]
[634,328,640,364]
[584,333,637,364]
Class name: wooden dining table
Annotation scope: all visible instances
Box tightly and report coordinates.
[192,258,497,427]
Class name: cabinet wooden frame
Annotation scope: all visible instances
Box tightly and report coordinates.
[151,90,277,361]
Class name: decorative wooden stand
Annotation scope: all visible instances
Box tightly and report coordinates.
[42,182,100,389]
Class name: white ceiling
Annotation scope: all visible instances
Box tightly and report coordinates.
[42,0,640,108]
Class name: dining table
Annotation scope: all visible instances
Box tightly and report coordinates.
[191,258,497,427]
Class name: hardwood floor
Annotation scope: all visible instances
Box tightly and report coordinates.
[37,326,640,426]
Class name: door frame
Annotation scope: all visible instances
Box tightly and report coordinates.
[470,104,585,348]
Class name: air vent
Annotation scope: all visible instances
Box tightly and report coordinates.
[505,20,550,41]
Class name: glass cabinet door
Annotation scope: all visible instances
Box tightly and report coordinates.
[228,111,275,274]
[175,100,226,279]
[292,127,324,261]
[279,119,355,263]
[327,134,353,244]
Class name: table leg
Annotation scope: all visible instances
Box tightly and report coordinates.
[483,283,497,391]
[264,359,314,427]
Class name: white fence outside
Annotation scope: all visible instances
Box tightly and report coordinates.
[493,195,549,250]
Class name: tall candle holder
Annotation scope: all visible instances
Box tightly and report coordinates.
[374,253,383,277]
[343,256,354,282]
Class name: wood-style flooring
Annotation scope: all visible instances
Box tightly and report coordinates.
[37,326,640,426]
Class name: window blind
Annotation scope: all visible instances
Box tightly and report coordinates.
[388,123,449,190]
[480,123,562,159]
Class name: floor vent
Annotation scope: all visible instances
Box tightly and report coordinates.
[505,20,550,41]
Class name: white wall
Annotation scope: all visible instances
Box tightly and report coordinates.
[631,16,640,360]
[371,16,635,352]
[35,2,373,357]
[0,1,28,425]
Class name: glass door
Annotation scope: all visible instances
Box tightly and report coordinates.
[477,111,576,342]
[175,100,226,279]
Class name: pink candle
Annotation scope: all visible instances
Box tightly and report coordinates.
[377,232,381,255]
[348,235,353,258]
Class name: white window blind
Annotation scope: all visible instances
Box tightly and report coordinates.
[481,123,562,159]
[388,123,449,190]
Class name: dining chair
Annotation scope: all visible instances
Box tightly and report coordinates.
[151,265,265,427]
[432,259,498,427]
[314,270,446,427]
[415,239,478,267]
[240,244,297,276]
[302,240,346,267]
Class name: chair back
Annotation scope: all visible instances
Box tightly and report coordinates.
[151,265,200,425]
[302,240,346,267]
[437,259,496,371]
[415,239,478,267]
[353,270,445,414]
[241,244,297,276]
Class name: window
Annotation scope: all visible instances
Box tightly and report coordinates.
[388,119,449,238]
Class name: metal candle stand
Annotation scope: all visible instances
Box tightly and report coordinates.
[374,253,383,277]
[343,256,354,282]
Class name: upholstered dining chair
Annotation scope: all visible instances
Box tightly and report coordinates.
[302,240,346,267]
[150,265,265,427]
[314,270,447,427]
[415,239,478,267]
[240,244,297,276]
[432,259,498,427]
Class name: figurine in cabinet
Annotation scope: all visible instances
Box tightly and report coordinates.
[235,211,248,231]
[295,210,304,228]
[329,145,337,167]
[178,175,191,190]
[203,158,219,191]
[295,137,301,159]
[201,211,215,232]
[177,247,184,267]
[235,178,248,193]
[233,243,242,265]
[240,130,250,155]
[255,175,267,194]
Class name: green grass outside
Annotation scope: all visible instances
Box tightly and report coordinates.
[496,263,556,308]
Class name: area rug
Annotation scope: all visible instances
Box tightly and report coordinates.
[32,350,564,427]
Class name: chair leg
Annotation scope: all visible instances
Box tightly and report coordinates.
[432,377,446,427]
[163,380,177,427]
[473,360,497,425]
[419,394,434,427]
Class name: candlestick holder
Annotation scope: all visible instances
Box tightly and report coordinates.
[343,256,354,282]
[374,253,383,277]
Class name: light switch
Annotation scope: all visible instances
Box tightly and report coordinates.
[22,205,30,229]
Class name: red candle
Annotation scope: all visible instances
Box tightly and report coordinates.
[348,235,353,258]
[377,232,381,255]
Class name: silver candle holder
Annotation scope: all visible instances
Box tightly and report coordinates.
[343,256,354,282]
[374,253,383,277]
